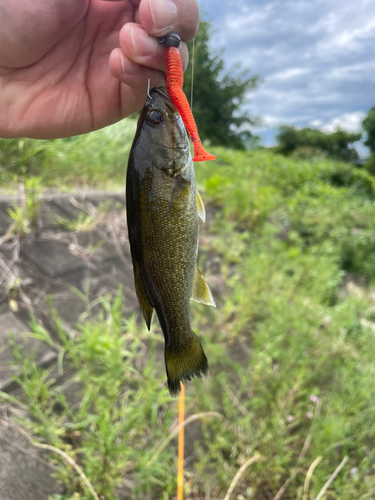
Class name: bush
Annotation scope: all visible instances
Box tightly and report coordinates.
[276,125,361,162]
[364,154,375,175]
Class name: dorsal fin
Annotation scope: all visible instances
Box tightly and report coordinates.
[191,268,216,307]
[196,190,206,223]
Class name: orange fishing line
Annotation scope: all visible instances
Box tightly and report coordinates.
[177,382,185,500]
[166,46,216,163]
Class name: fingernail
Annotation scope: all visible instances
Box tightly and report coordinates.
[117,48,140,76]
[119,51,126,74]
[149,0,178,31]
[130,25,159,57]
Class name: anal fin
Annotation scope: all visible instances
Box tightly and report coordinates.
[191,268,216,307]
[134,262,154,329]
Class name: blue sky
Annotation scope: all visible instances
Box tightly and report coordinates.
[201,0,375,153]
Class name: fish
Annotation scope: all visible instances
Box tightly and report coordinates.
[126,86,215,397]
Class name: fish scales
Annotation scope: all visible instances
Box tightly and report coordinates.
[138,165,197,343]
[126,87,215,396]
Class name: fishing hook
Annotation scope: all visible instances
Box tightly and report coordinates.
[147,78,151,99]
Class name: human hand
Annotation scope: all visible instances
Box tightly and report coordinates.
[0,0,199,139]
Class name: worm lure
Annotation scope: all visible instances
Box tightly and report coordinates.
[159,33,216,163]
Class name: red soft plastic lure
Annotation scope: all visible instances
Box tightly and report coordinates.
[165,44,216,163]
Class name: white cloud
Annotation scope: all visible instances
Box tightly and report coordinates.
[225,10,269,31]
[310,119,323,128]
[258,111,365,135]
[262,114,282,127]
[255,114,283,132]
[319,112,365,133]
[271,68,310,81]
[318,16,375,52]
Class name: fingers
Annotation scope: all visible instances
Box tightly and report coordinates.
[104,0,199,41]
[109,22,189,93]
[109,46,165,99]
[139,0,199,41]
[121,23,165,70]
[119,22,189,71]
[109,0,198,105]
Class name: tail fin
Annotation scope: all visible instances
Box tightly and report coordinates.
[165,332,209,397]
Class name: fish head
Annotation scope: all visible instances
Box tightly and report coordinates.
[136,87,191,174]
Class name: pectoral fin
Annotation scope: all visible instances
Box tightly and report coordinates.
[134,262,154,329]
[169,174,191,212]
[191,268,216,307]
[196,190,206,223]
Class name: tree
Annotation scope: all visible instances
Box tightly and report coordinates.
[362,107,375,174]
[183,19,259,149]
[362,107,375,154]
[276,125,361,162]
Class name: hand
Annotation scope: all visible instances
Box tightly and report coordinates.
[0,0,199,139]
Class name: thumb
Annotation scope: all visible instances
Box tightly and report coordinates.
[139,0,199,41]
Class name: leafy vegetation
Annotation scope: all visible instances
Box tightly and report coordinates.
[362,106,375,175]
[0,119,136,189]
[7,294,182,500]
[1,134,375,499]
[276,125,361,162]
[183,19,259,149]
[6,176,43,235]
[362,106,375,154]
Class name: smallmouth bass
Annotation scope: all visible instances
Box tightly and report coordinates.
[126,87,215,397]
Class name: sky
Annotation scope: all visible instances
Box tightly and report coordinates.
[201,0,375,154]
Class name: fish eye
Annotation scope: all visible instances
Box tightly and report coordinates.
[147,110,164,125]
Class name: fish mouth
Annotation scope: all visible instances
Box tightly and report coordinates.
[147,87,178,116]
[149,86,169,100]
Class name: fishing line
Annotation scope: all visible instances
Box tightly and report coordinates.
[190,37,195,109]
[176,36,196,500]
[176,37,196,500]
[177,382,185,500]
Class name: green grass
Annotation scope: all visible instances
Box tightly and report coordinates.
[0,118,136,190]
[6,176,44,235]
[1,133,375,499]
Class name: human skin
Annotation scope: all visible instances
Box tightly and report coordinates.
[0,0,199,139]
